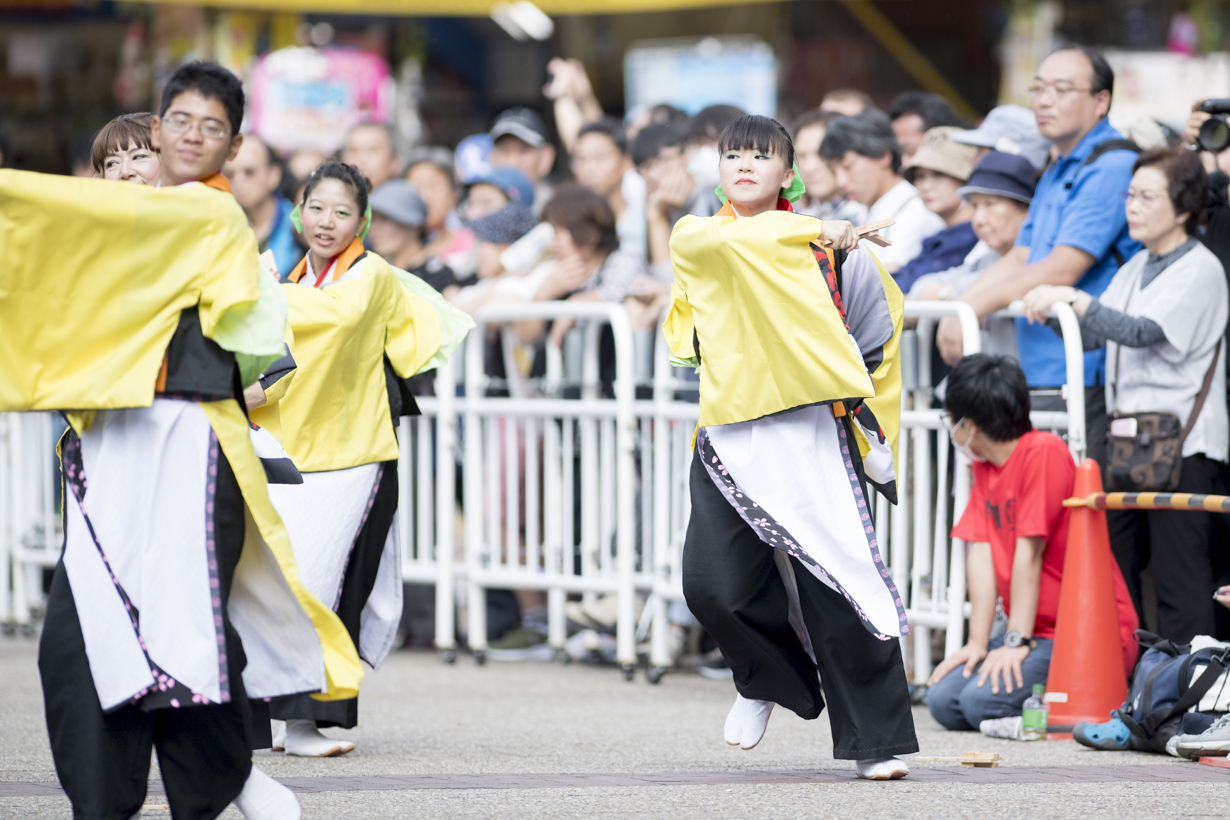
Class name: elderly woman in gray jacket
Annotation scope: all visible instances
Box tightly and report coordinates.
[1023,147,1228,645]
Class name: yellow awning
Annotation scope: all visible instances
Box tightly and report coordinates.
[119,0,779,14]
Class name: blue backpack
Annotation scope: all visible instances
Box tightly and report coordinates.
[1115,630,1229,752]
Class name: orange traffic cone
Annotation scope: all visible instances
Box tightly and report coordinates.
[1045,458,1128,730]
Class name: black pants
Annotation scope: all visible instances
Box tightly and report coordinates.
[39,449,253,820]
[270,460,399,729]
[681,454,918,759]
[1031,386,1108,467]
[1108,453,1219,644]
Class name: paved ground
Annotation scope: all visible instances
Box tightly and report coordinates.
[2,636,1224,819]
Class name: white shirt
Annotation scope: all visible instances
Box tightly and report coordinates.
[298,253,364,288]
[1100,242,1229,461]
[865,180,945,270]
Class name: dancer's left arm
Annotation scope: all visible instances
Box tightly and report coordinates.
[975,535,1045,695]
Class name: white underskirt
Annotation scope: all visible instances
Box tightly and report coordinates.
[705,404,906,638]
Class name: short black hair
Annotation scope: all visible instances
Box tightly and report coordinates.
[718,114,795,170]
[688,104,747,144]
[300,161,371,218]
[790,109,834,138]
[646,103,690,129]
[819,109,902,173]
[1052,45,1115,97]
[630,122,687,166]
[577,117,627,155]
[943,354,1033,442]
[1134,147,1209,234]
[160,61,245,135]
[541,184,619,255]
[888,91,964,130]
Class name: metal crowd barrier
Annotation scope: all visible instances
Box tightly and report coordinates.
[0,299,1088,690]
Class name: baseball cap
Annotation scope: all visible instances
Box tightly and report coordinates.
[490,107,549,148]
[368,179,427,228]
[950,105,1052,170]
[469,202,538,245]
[957,151,1039,205]
[903,126,981,183]
[468,166,535,208]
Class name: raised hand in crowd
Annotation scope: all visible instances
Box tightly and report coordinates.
[544,57,604,155]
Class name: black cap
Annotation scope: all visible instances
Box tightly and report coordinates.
[490,107,549,148]
[957,151,1038,205]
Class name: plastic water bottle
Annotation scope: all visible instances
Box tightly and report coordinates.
[1022,683,1049,740]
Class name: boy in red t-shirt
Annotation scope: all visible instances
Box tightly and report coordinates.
[927,354,1137,732]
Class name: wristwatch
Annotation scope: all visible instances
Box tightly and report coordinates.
[1003,630,1038,650]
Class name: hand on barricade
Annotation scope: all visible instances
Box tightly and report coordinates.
[936,315,965,366]
[926,642,987,686]
[1021,284,1075,323]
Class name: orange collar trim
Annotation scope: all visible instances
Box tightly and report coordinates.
[288,238,366,285]
[717,197,793,218]
[198,173,231,194]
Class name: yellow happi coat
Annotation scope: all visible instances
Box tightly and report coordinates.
[0,169,362,702]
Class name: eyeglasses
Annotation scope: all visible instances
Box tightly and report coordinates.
[1027,81,1095,100]
[161,113,231,141]
[1125,189,1165,205]
[939,413,962,432]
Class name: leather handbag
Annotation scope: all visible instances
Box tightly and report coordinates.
[1105,341,1220,492]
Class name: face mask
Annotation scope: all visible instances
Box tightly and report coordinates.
[688,145,720,191]
[949,419,987,463]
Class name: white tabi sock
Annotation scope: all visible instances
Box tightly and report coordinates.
[723,693,774,750]
[283,719,356,758]
[271,721,286,752]
[855,757,909,780]
[233,765,301,820]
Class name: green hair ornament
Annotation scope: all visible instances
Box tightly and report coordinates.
[290,202,373,241]
[714,160,807,207]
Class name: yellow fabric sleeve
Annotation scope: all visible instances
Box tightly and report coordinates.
[662,282,697,366]
[199,399,363,701]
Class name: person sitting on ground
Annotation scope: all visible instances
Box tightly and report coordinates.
[366,179,467,297]
[927,354,1138,733]
[571,117,645,261]
[224,134,303,278]
[489,107,557,213]
[406,146,477,279]
[888,91,965,166]
[790,109,867,223]
[341,122,401,192]
[1022,147,1229,645]
[894,127,982,293]
[819,88,873,117]
[820,109,945,274]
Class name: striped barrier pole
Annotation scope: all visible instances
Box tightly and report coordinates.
[1063,492,1230,513]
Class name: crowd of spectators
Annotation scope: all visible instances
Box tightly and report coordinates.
[179,40,1230,663]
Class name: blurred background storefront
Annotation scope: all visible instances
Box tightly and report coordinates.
[1,0,1228,172]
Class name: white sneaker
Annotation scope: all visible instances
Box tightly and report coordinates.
[233,765,301,819]
[723,694,774,750]
[271,721,286,752]
[283,719,355,757]
[855,757,910,780]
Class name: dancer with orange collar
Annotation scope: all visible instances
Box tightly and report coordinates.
[252,161,471,757]
[666,115,917,779]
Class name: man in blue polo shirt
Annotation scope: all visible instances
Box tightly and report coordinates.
[937,46,1141,466]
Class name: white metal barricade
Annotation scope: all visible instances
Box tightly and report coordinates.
[396,358,461,660]
[460,302,640,678]
[0,412,61,633]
